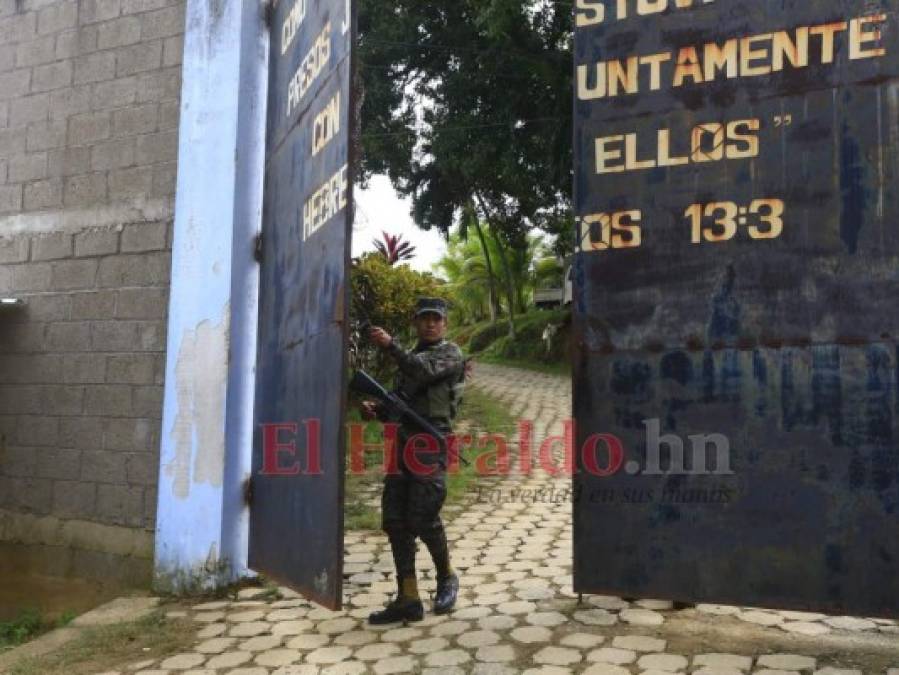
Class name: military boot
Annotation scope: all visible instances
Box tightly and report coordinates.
[433,573,459,615]
[368,597,424,625]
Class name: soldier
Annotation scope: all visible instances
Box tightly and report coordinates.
[361,297,466,624]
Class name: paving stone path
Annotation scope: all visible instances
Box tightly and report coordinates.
[111,364,899,675]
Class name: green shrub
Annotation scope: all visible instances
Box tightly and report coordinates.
[469,322,510,353]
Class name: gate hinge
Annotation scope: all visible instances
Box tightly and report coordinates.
[262,0,276,30]
[243,476,254,507]
[254,232,264,263]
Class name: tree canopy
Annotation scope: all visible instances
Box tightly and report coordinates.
[357,0,574,250]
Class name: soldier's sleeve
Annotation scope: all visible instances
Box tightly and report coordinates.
[386,341,464,384]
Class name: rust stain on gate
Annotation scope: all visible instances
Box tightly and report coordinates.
[572,0,899,617]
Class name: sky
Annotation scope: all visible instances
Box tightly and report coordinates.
[353,175,449,274]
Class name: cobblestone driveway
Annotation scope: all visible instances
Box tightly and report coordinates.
[121,364,899,675]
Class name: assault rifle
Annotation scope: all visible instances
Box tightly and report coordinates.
[350,370,471,467]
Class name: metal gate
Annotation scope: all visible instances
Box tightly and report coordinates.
[250,0,355,609]
[573,1,899,616]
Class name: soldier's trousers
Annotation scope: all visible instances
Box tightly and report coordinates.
[381,473,450,583]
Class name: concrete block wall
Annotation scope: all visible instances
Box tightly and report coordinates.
[0,0,186,582]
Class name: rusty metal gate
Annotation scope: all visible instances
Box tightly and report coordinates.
[573,1,899,616]
[250,0,355,609]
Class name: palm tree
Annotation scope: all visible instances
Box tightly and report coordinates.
[373,231,416,265]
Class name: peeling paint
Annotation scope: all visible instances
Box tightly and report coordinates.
[166,306,230,499]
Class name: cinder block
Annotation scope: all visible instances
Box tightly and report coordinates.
[97,252,170,288]
[0,101,8,129]
[0,445,38,477]
[126,452,157,486]
[135,66,178,102]
[12,262,52,291]
[74,229,119,257]
[139,5,183,40]
[68,110,111,144]
[96,483,143,527]
[45,322,92,351]
[84,384,132,416]
[138,321,165,351]
[71,289,117,318]
[16,293,70,322]
[48,146,91,177]
[80,0,122,25]
[64,172,107,207]
[62,353,107,383]
[91,320,139,351]
[150,160,176,198]
[24,178,63,210]
[55,30,78,60]
[122,0,170,15]
[0,263,11,294]
[157,99,178,130]
[162,34,181,67]
[90,137,135,171]
[53,480,96,519]
[116,287,167,319]
[37,1,78,35]
[0,127,27,156]
[26,119,66,151]
[51,258,98,290]
[10,477,53,514]
[2,354,66,384]
[106,353,155,384]
[31,61,73,93]
[81,450,126,483]
[98,15,141,50]
[135,130,176,164]
[17,415,60,446]
[59,416,104,450]
[31,232,73,261]
[7,152,47,182]
[132,385,162,417]
[91,76,136,109]
[15,36,55,68]
[0,44,13,72]
[115,41,162,77]
[143,484,156,528]
[36,447,82,480]
[41,385,85,415]
[49,86,92,121]
[0,237,29,263]
[0,12,37,45]
[108,165,153,198]
[73,51,116,85]
[104,417,153,451]
[77,23,99,54]
[112,103,156,136]
[121,222,166,253]
[0,69,32,102]
[0,184,22,213]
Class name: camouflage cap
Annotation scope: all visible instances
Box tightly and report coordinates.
[414,297,448,318]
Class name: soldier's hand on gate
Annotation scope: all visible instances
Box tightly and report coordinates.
[369,327,393,349]
[360,400,379,420]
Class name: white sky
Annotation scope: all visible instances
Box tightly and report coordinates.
[353,175,449,274]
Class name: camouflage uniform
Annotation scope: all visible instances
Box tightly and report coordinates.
[381,337,465,587]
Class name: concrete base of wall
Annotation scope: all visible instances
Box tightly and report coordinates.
[0,509,153,587]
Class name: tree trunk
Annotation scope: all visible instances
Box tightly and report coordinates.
[476,193,517,340]
[469,207,500,322]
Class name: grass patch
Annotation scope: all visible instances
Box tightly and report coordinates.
[6,611,195,675]
[344,383,516,530]
[477,353,572,377]
[0,610,77,653]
